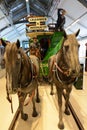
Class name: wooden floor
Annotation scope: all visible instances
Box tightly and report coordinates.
[13,85,79,130]
[0,70,18,130]
[0,70,87,130]
[70,87,87,130]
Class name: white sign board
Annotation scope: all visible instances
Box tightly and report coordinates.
[29,25,47,30]
[28,17,47,22]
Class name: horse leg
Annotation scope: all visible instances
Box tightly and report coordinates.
[57,88,64,129]
[32,91,38,117]
[64,85,72,115]
[48,58,54,95]
[18,91,28,120]
[50,82,54,95]
[36,81,40,103]
[6,83,11,102]
[6,73,11,102]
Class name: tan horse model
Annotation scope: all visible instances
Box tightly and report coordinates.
[48,29,81,129]
[1,39,40,120]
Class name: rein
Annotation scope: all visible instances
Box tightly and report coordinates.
[53,54,69,76]
[52,54,70,83]
[54,62,69,76]
[53,53,77,84]
[54,62,64,74]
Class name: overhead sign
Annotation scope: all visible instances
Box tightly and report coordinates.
[26,16,48,31]
[29,25,47,30]
[28,17,47,22]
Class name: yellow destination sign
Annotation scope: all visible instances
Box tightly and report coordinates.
[28,17,47,22]
[29,25,47,30]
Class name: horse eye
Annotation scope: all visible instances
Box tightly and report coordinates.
[64,45,69,51]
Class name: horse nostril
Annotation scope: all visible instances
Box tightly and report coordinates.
[72,70,76,74]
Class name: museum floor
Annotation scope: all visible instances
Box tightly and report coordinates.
[0,70,87,130]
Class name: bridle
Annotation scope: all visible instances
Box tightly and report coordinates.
[53,52,78,84]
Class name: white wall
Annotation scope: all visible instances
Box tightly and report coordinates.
[79,39,86,66]
[10,33,29,42]
[79,38,87,89]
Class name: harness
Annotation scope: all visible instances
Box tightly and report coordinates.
[17,55,39,108]
[52,54,70,83]
[19,55,37,89]
[52,53,77,85]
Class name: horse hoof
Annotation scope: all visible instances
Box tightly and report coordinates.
[32,111,38,117]
[64,109,70,115]
[36,98,40,103]
[58,122,64,129]
[21,113,28,121]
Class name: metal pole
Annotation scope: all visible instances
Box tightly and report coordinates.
[85,43,87,71]
[26,0,30,15]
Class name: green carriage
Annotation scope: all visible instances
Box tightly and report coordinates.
[26,16,64,78]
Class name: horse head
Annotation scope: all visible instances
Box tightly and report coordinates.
[2,39,27,94]
[61,29,81,77]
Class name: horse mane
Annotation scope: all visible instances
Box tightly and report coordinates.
[19,48,30,67]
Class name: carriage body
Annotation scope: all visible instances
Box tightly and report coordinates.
[26,32,64,77]
[26,15,64,77]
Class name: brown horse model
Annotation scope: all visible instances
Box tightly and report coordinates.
[1,39,40,120]
[48,29,81,129]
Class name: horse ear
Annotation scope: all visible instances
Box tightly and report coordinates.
[75,29,80,37]
[0,38,7,47]
[63,30,67,38]
[16,39,20,48]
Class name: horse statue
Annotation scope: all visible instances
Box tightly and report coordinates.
[1,39,40,120]
[48,29,81,129]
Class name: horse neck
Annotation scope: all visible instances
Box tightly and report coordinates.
[58,38,67,64]
[20,55,32,86]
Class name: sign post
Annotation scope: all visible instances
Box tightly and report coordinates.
[27,16,48,31]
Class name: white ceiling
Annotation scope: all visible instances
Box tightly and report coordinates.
[49,0,87,39]
[0,0,87,42]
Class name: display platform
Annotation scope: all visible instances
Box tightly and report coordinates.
[0,74,87,130]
